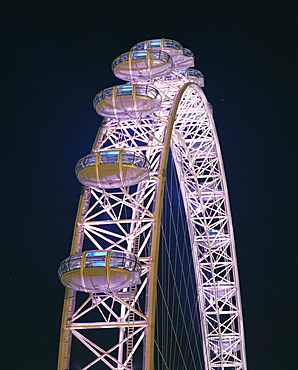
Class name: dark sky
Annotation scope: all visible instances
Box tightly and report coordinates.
[1,1,297,369]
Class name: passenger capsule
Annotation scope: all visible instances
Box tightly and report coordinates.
[93,84,161,120]
[75,150,150,189]
[58,250,141,293]
[175,48,195,70]
[180,68,204,87]
[131,38,184,63]
[112,50,173,82]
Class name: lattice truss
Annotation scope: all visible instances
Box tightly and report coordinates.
[65,78,185,369]
[171,85,246,369]
[61,71,246,369]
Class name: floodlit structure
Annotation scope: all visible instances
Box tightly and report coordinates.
[57,38,247,369]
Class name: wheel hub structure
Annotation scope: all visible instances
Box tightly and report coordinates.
[57,38,247,370]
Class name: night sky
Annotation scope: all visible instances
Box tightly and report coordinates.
[1,1,297,369]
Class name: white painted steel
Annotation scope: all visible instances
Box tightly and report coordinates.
[57,39,247,370]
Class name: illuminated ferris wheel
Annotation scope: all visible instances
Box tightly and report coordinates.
[57,38,247,370]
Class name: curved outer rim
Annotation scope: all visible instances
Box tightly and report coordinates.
[170,83,247,369]
[144,82,195,369]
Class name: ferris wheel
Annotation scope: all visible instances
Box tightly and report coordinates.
[57,38,247,370]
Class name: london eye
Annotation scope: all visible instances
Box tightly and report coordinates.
[57,38,247,370]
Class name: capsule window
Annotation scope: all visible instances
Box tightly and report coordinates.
[132,50,147,59]
[116,86,133,96]
[147,39,161,48]
[135,85,159,99]
[110,257,124,268]
[121,53,129,62]
[159,51,171,62]
[84,154,96,167]
[69,256,81,270]
[134,156,145,167]
[111,251,125,258]
[76,161,84,173]
[164,39,181,50]
[124,259,135,271]
[108,252,138,271]
[183,48,194,58]
[100,151,119,164]
[85,256,106,267]
[59,261,69,275]
[132,41,145,51]
[135,85,146,97]
[102,88,113,99]
[122,153,134,164]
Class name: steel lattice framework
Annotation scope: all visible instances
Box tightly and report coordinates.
[57,39,247,370]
